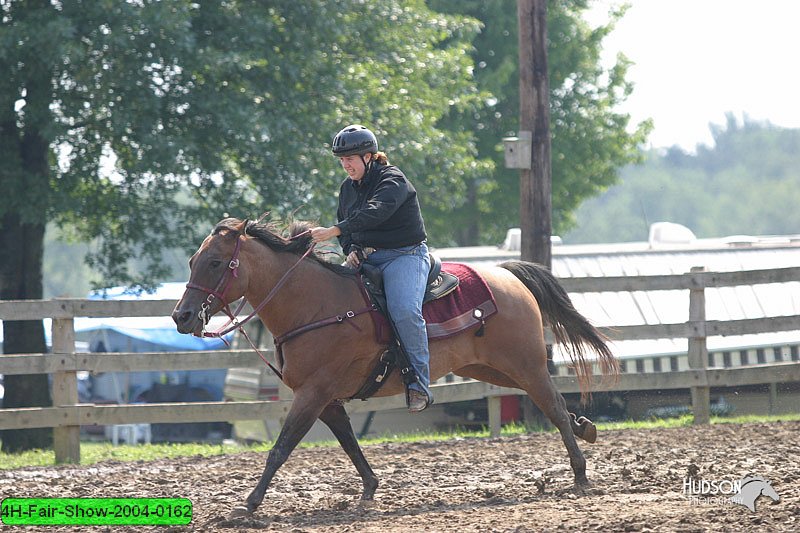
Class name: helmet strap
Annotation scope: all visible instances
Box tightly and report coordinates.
[360,154,373,174]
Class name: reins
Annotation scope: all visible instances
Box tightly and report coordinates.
[186,227,372,382]
[187,228,315,379]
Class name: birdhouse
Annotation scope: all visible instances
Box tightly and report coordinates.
[502,131,532,169]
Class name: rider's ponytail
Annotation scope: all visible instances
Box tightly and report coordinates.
[373,151,389,165]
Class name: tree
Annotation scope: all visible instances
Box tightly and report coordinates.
[565,116,800,243]
[1,0,482,451]
[426,0,652,245]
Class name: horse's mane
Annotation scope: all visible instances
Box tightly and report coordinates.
[213,218,356,277]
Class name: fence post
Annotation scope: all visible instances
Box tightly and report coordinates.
[487,395,502,438]
[52,317,80,463]
[688,266,710,424]
[769,382,778,414]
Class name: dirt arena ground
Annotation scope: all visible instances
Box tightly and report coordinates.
[2,420,798,532]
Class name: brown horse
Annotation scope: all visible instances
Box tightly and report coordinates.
[172,218,618,514]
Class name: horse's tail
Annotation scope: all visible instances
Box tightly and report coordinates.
[499,260,619,402]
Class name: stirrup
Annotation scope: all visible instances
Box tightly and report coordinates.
[407,389,430,413]
[404,377,432,410]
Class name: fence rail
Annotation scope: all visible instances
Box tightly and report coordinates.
[1,266,799,463]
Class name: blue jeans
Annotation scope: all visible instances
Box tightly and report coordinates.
[365,242,432,400]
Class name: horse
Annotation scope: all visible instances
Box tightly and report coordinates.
[172,217,619,514]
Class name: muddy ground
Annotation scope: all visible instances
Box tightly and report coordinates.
[2,421,798,532]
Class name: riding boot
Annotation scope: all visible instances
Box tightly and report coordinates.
[390,340,430,411]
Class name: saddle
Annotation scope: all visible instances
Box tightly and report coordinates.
[351,253,459,401]
[360,253,460,305]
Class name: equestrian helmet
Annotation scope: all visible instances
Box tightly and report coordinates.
[331,124,378,157]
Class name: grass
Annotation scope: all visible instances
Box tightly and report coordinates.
[0,425,528,470]
[1,413,799,471]
[596,412,800,431]
[0,441,260,471]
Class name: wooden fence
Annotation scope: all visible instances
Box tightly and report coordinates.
[1,265,799,464]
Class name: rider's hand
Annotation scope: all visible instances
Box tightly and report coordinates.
[343,251,361,269]
[310,226,341,243]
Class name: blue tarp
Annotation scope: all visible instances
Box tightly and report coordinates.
[77,323,231,351]
[0,282,233,351]
[80,282,234,350]
[77,282,234,403]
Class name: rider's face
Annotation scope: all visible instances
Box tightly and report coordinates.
[339,154,371,181]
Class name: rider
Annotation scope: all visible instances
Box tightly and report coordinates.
[310,124,433,412]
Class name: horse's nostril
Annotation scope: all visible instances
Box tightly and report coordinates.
[176,310,192,325]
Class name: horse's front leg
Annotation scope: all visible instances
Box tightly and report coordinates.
[319,401,379,500]
[240,389,329,514]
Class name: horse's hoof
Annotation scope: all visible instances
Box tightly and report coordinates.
[357,498,377,510]
[575,475,591,489]
[574,416,597,443]
[228,506,252,519]
[363,478,378,501]
[580,422,597,444]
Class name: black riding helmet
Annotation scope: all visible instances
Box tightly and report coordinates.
[331,124,378,157]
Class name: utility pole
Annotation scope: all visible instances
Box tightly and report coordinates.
[517,0,552,268]
[507,0,555,427]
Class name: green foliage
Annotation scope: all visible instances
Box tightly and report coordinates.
[2,0,484,289]
[42,226,95,298]
[292,1,488,230]
[565,116,800,243]
[5,0,653,295]
[425,0,651,245]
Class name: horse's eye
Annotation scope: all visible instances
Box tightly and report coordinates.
[210,260,222,269]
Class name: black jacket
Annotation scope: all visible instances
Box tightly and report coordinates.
[335,163,427,254]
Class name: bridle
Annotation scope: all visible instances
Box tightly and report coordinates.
[184,222,376,381]
[185,230,245,328]
[184,224,315,378]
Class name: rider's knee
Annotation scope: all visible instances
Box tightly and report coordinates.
[387,304,422,324]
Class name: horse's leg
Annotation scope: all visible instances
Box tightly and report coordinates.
[456,364,596,443]
[457,363,589,486]
[242,390,328,514]
[570,412,597,444]
[318,401,379,500]
[522,374,590,486]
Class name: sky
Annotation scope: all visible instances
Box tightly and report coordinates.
[584,0,800,151]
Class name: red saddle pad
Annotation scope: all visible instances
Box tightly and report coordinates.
[365,262,498,344]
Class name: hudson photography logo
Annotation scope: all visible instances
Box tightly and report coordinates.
[682,475,780,511]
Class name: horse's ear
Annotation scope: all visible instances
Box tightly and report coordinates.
[238,218,249,237]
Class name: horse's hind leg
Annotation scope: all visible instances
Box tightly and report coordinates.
[457,364,595,442]
[456,364,589,485]
[523,376,590,486]
[570,412,597,443]
[318,401,379,500]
